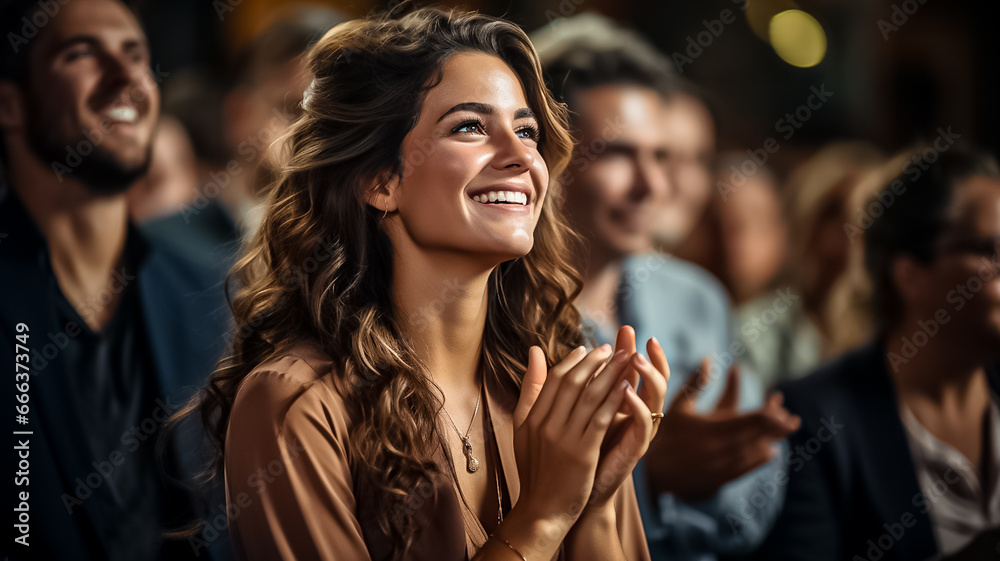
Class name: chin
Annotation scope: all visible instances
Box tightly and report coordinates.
[480,239,534,263]
[610,237,651,257]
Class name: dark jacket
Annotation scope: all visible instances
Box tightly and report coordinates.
[1,188,233,560]
[756,342,1000,561]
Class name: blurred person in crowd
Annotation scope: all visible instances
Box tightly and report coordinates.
[785,142,885,342]
[735,141,886,389]
[717,158,787,306]
[677,152,787,306]
[653,80,717,253]
[709,155,795,390]
[533,14,800,560]
[178,7,667,560]
[141,7,344,268]
[0,0,230,559]
[127,114,200,222]
[756,147,1000,560]
[820,156,907,364]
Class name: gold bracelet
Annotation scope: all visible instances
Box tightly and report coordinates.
[490,533,526,561]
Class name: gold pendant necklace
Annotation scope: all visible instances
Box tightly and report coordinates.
[442,382,483,473]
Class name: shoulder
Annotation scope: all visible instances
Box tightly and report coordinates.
[622,253,731,333]
[230,343,351,440]
[780,344,879,401]
[626,253,728,307]
[627,253,725,293]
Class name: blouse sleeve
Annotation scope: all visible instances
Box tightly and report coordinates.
[225,360,371,561]
[615,472,653,561]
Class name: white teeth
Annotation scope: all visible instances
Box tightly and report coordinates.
[107,107,137,122]
[472,190,529,206]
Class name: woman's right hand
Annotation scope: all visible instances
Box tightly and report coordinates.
[507,344,634,548]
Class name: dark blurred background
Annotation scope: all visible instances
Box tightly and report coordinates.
[134,0,999,178]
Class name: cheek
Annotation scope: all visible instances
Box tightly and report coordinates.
[397,143,483,224]
[532,160,549,212]
[580,160,632,204]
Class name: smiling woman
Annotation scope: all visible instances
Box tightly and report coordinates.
[175,6,668,561]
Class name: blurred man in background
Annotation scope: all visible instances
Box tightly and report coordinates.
[0,0,229,558]
[533,14,800,561]
[654,81,718,253]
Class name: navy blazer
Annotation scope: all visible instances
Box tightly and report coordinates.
[754,342,1000,561]
[1,189,233,560]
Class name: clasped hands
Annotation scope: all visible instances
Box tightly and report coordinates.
[511,325,668,530]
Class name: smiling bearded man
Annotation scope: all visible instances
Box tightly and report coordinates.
[0,1,230,560]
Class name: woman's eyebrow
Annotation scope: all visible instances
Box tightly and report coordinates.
[436,103,536,123]
[437,102,492,123]
[514,108,536,120]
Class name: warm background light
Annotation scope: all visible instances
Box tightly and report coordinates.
[768,9,827,68]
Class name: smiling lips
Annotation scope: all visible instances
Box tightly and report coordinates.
[471,190,529,206]
[105,106,138,123]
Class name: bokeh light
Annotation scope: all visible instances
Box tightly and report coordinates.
[768,9,827,68]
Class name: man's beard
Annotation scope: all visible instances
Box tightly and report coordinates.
[25,103,152,196]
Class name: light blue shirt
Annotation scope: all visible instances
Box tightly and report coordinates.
[581,253,784,561]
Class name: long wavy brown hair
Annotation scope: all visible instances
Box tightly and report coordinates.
[175,6,584,558]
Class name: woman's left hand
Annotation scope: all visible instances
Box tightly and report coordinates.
[587,326,670,510]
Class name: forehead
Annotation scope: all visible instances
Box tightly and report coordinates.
[661,95,714,148]
[420,52,530,116]
[33,0,144,58]
[574,84,662,143]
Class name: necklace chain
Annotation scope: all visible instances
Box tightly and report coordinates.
[442,381,483,473]
[442,380,504,525]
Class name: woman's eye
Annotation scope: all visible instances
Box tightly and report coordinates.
[452,120,486,134]
[516,125,540,142]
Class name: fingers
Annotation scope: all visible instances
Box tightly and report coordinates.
[561,349,632,435]
[614,326,640,389]
[718,409,800,444]
[668,356,708,413]
[539,345,615,429]
[524,345,591,427]
[514,346,549,429]
[763,392,801,429]
[592,382,653,463]
[583,378,631,446]
[631,349,668,419]
[714,363,741,414]
[614,325,637,355]
[645,337,670,387]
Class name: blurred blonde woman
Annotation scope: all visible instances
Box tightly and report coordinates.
[751,141,886,387]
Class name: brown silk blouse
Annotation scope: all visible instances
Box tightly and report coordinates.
[224,345,652,561]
